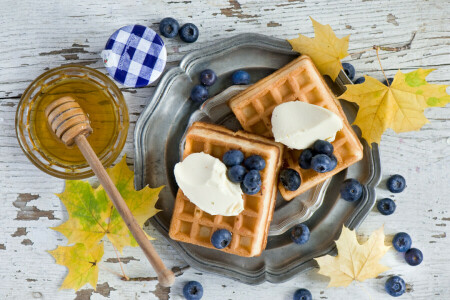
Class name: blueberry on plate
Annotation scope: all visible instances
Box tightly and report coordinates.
[179,23,199,43]
[387,174,406,193]
[241,170,262,195]
[313,139,334,156]
[291,224,310,245]
[382,77,394,86]
[342,62,355,80]
[199,69,217,86]
[159,17,179,38]
[222,149,244,167]
[231,70,250,85]
[392,232,412,252]
[279,168,301,191]
[354,77,365,84]
[227,165,247,183]
[183,281,204,300]
[377,198,396,215]
[211,229,232,249]
[293,288,312,300]
[298,148,314,169]
[190,85,208,103]
[311,154,332,173]
[405,248,423,266]
[385,276,405,297]
[243,155,266,171]
[340,178,363,202]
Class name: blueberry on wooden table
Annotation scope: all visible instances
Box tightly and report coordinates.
[179,23,199,43]
[405,248,423,266]
[377,198,396,215]
[382,77,394,86]
[392,232,412,252]
[159,17,179,38]
[183,281,203,300]
[293,288,312,300]
[353,76,365,84]
[385,276,406,297]
[342,62,355,80]
[387,174,406,193]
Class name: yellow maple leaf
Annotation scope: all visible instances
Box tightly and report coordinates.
[288,17,349,80]
[52,155,163,253]
[315,226,390,287]
[49,243,104,291]
[338,69,447,145]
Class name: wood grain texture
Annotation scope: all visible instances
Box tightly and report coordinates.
[0,0,449,299]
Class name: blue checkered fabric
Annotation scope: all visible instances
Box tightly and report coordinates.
[102,25,167,87]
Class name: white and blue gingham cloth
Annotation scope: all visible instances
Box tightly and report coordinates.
[101,25,167,87]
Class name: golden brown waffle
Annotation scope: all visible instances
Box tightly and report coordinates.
[169,122,283,257]
[228,55,364,200]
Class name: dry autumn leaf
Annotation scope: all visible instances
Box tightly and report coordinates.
[339,68,449,146]
[315,226,390,287]
[49,243,103,291]
[288,17,349,80]
[52,155,163,252]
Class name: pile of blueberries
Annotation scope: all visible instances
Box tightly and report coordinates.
[190,68,251,103]
[223,149,266,195]
[343,62,394,86]
[279,139,338,192]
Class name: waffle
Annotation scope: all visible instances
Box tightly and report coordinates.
[169,122,283,257]
[228,55,364,200]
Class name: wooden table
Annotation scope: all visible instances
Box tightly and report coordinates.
[1,0,449,299]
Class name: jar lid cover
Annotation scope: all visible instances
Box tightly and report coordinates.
[102,25,167,88]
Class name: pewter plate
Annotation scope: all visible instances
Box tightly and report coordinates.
[134,33,381,284]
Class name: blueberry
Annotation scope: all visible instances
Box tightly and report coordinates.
[243,155,265,171]
[183,281,203,300]
[190,85,208,103]
[354,77,365,84]
[231,70,250,85]
[387,174,406,193]
[179,23,199,43]
[382,77,394,86]
[342,62,355,80]
[279,168,301,191]
[392,232,412,252]
[227,165,247,183]
[241,170,262,195]
[199,69,217,86]
[311,154,332,173]
[211,229,232,249]
[293,288,312,300]
[385,276,406,297]
[222,150,244,167]
[328,154,337,171]
[405,248,423,266]
[377,198,396,215]
[298,149,314,169]
[159,17,179,38]
[291,224,310,245]
[313,140,334,156]
[340,178,363,202]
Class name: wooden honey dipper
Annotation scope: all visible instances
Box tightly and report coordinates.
[45,96,175,287]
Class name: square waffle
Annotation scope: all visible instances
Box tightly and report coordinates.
[169,122,283,257]
[228,55,363,200]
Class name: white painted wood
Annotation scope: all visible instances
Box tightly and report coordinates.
[0,0,449,299]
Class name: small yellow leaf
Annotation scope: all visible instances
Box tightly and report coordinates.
[52,155,163,253]
[49,243,103,291]
[314,226,390,287]
[339,69,441,146]
[288,17,349,80]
